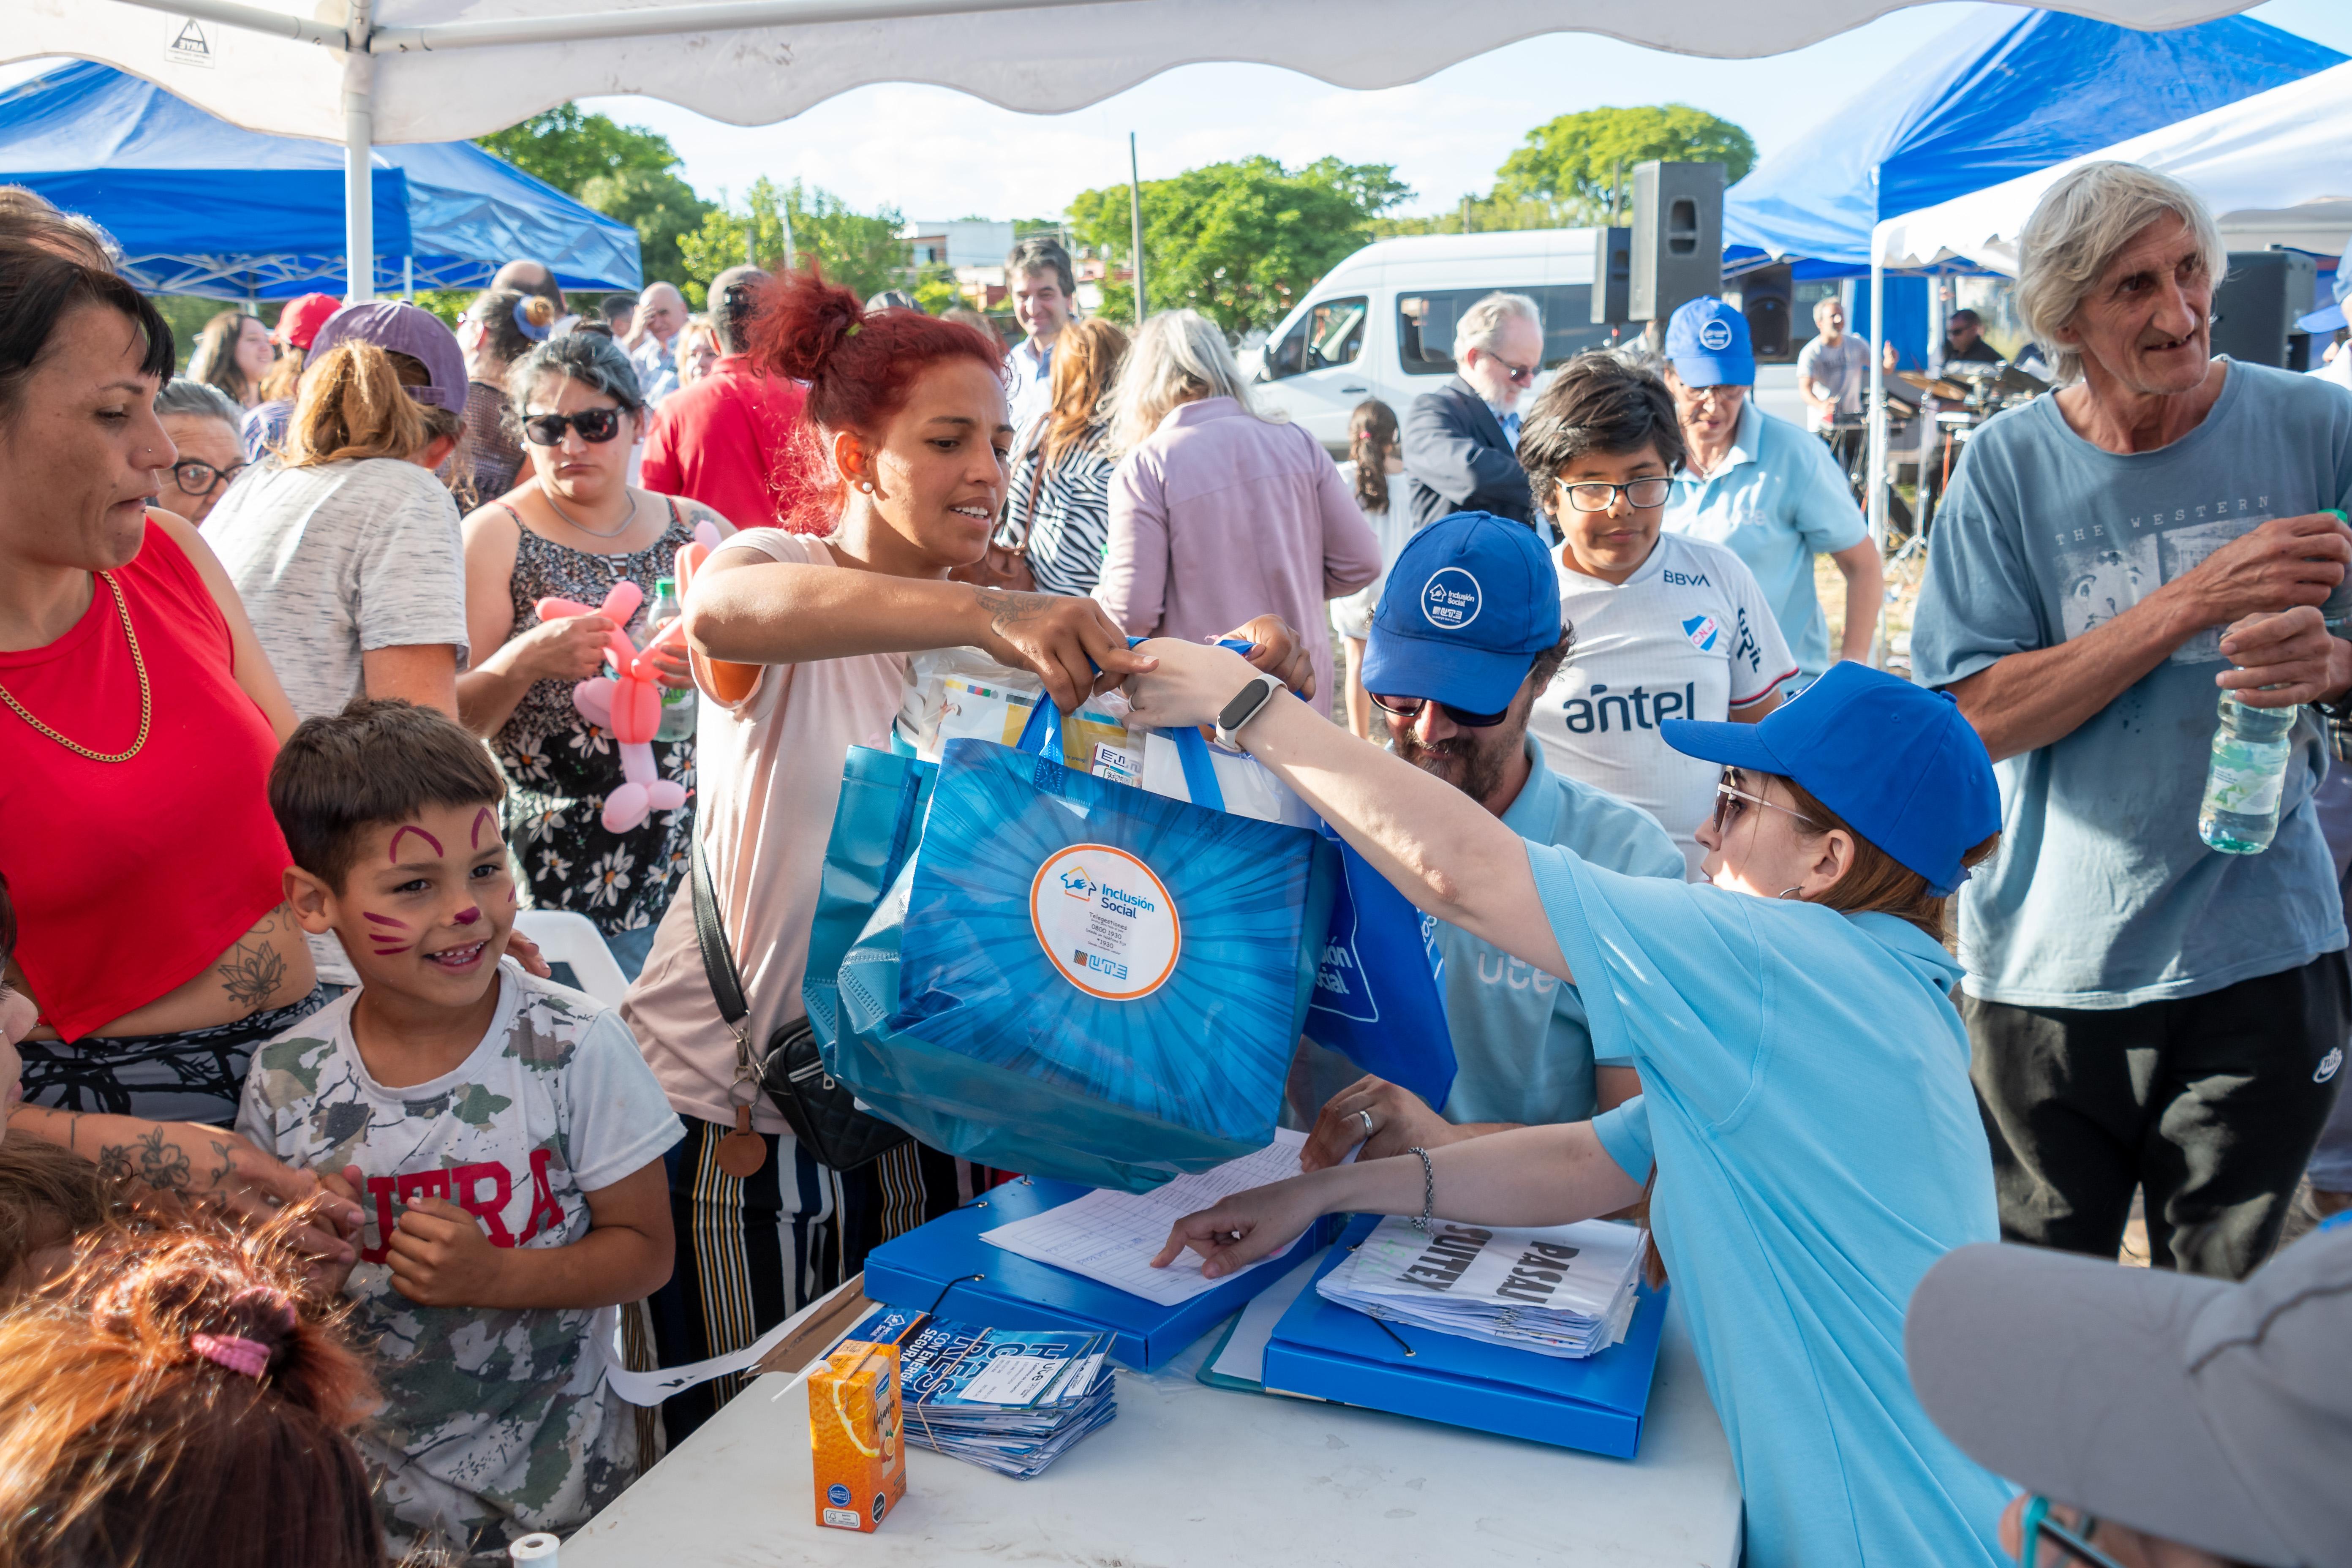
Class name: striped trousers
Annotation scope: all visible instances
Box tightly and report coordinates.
[642,1116,969,1444]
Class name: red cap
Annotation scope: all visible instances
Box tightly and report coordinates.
[274,293,344,351]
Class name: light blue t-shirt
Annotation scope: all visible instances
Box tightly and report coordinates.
[1528,846,2008,1568]
[1911,361,2352,1008]
[1436,739,1684,1125]
[1666,400,1867,683]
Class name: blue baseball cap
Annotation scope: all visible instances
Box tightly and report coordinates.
[1665,296,1755,387]
[1658,661,2000,895]
[1362,511,1563,715]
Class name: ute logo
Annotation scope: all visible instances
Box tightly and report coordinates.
[1682,613,1720,652]
[1059,866,1096,900]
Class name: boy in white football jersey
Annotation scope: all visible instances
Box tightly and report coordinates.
[1519,354,1797,874]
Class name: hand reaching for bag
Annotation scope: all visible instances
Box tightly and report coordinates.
[970,588,1157,712]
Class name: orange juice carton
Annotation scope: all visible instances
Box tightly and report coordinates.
[809,1338,905,1533]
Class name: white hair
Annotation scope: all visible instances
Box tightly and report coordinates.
[1812,294,1845,325]
[2017,161,2226,386]
[1106,309,1274,452]
[1452,291,1542,359]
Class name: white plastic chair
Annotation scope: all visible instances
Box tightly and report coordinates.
[512,910,631,1007]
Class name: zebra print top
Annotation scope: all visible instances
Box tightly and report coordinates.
[1005,419,1117,596]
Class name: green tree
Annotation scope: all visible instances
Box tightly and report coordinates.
[474,105,714,289]
[678,178,908,307]
[1494,104,1756,221]
[1067,156,1410,335]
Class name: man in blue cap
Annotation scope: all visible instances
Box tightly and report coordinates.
[1293,510,1685,1172]
[1661,295,1884,694]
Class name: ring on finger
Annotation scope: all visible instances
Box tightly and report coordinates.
[1356,1108,1375,1139]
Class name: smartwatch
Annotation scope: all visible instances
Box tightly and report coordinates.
[1215,673,1285,749]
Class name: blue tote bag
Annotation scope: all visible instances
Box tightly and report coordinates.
[818,702,1338,1190]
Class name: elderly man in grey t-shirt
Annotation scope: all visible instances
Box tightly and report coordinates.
[1911,163,2352,1281]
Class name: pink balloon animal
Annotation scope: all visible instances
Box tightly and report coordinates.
[532,525,723,834]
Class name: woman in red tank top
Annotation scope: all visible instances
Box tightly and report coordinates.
[0,242,354,1246]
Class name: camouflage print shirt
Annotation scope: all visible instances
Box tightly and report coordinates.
[237,962,683,1564]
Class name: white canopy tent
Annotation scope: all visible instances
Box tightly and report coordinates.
[10,0,2264,299]
[1874,56,2352,275]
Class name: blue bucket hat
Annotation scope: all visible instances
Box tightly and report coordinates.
[1658,662,2001,895]
[1665,296,1756,387]
[1362,511,1563,716]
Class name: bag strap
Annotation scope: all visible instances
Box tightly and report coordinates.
[1168,725,1228,812]
[1013,692,1064,759]
[690,839,751,1031]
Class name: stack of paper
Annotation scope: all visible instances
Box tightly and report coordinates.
[841,1307,1115,1478]
[978,1129,1315,1304]
[1315,1215,1645,1359]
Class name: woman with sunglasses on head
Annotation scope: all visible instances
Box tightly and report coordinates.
[150,378,248,526]
[1520,353,1798,877]
[1127,640,2011,1568]
[456,329,734,978]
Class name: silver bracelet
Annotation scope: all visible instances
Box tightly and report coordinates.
[1407,1146,1434,1234]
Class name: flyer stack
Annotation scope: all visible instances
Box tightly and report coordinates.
[1316,1216,1646,1358]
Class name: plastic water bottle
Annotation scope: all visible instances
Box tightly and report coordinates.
[645,576,696,743]
[2198,693,2296,854]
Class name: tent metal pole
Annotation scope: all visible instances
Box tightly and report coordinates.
[108,0,347,48]
[1128,132,1146,325]
[1865,239,1887,670]
[343,1,376,303]
[368,0,1123,52]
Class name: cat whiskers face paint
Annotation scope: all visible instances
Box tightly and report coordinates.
[364,911,414,954]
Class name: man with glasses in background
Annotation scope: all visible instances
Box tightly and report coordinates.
[1285,510,1687,1172]
[152,378,249,526]
[1403,291,1545,530]
[1661,296,1883,697]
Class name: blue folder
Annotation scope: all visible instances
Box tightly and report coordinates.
[860,1176,1328,1373]
[1258,1215,1669,1459]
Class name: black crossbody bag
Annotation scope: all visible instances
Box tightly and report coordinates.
[689,842,911,1172]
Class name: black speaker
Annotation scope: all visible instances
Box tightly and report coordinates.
[1628,161,1723,322]
[1591,226,1632,325]
[1728,263,1795,362]
[2210,249,2317,369]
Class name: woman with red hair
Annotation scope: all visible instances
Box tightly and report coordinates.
[618,269,1309,1441]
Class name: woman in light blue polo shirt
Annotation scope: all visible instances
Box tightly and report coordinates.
[1127,653,2009,1568]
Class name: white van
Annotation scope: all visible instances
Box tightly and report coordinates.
[1251,227,1615,452]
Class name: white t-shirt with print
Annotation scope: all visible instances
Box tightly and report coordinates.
[237,962,683,1562]
[1529,531,1797,877]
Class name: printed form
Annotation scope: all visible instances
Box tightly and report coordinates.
[980,1130,1312,1305]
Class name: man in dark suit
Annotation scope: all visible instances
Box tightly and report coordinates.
[1403,291,1545,530]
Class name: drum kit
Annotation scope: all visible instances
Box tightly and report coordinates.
[1828,358,2052,553]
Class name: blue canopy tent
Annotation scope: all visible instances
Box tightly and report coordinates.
[1723,7,2342,275]
[0,61,640,299]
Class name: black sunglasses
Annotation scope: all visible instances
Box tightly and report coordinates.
[522,407,626,446]
[1369,692,1510,728]
[171,457,248,495]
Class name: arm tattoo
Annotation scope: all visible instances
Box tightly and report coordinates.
[214,904,293,1014]
[975,586,1053,636]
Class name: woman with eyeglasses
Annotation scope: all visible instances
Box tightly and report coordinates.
[456,330,734,977]
[151,378,248,526]
[1517,353,1798,877]
[1123,641,2012,1568]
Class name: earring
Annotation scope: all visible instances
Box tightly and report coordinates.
[1778,887,1803,900]
[856,478,875,494]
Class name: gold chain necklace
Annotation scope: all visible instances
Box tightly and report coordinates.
[0,572,152,763]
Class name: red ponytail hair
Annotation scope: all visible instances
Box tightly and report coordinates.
[748,263,1006,532]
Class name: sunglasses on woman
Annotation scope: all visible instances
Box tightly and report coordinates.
[522,407,625,446]
[1711,769,1817,834]
[1368,692,1510,728]
[171,457,248,495]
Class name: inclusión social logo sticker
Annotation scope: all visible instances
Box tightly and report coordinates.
[1698,319,1734,352]
[1682,613,1721,652]
[1031,844,1180,1000]
[1422,567,1483,630]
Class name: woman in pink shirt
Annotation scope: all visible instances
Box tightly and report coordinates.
[1094,310,1381,716]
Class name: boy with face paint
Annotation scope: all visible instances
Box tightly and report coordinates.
[236,699,683,1563]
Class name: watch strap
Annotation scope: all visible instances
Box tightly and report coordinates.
[1214,673,1282,748]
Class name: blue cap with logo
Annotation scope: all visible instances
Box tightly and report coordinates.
[1658,661,2001,896]
[1665,296,1756,388]
[1362,511,1562,716]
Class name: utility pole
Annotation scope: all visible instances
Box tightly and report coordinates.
[782,186,798,272]
[1128,133,1148,325]
[1460,195,1471,235]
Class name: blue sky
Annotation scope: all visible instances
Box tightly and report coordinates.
[580,0,2352,223]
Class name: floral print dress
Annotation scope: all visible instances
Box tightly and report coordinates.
[491,500,701,940]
